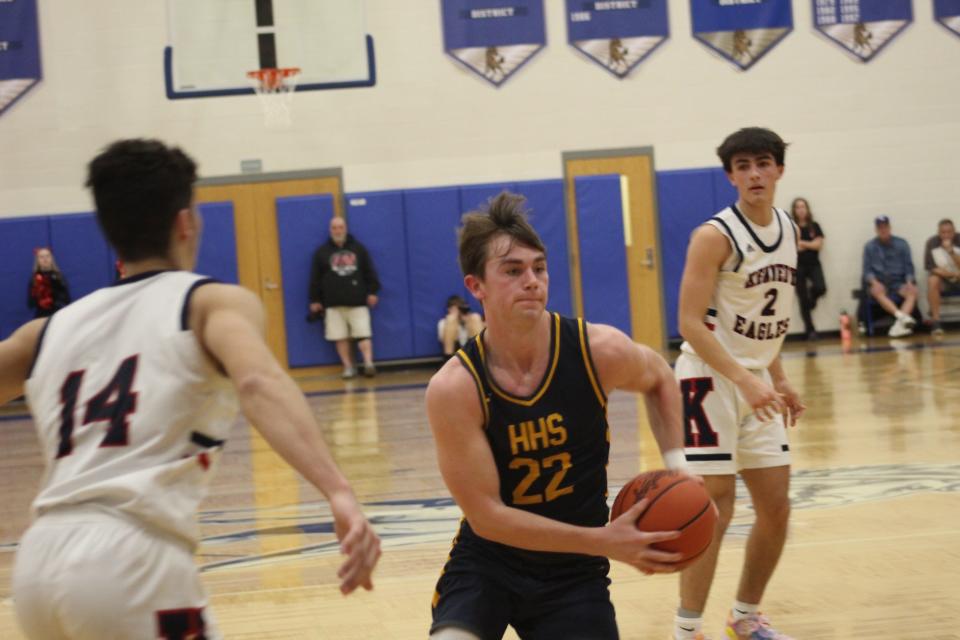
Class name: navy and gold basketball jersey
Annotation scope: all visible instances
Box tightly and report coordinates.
[455,313,610,562]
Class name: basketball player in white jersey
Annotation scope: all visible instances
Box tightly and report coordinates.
[0,139,380,639]
[671,128,804,640]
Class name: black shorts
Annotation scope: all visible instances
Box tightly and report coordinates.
[430,536,618,640]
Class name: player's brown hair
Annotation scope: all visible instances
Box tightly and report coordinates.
[716,127,788,173]
[458,192,546,279]
[86,139,198,262]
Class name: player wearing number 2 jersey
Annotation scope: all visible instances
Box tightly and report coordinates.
[426,192,690,640]
[0,139,380,640]
[671,128,803,640]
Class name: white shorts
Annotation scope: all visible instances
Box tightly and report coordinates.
[324,306,372,341]
[12,508,220,640]
[674,353,791,475]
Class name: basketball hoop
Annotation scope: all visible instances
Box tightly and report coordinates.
[246,67,301,129]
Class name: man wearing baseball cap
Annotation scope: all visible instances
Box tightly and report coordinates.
[862,215,919,337]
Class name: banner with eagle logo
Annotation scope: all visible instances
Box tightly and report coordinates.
[0,0,42,117]
[935,0,960,39]
[812,0,913,62]
[690,0,794,71]
[565,0,670,79]
[442,0,546,87]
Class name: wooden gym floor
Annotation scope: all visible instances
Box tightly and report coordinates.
[1,334,959,639]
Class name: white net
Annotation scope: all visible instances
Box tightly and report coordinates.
[246,68,300,129]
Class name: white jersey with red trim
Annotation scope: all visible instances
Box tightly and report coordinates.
[24,270,239,547]
[681,205,798,370]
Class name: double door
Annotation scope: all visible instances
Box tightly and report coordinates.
[196,173,343,369]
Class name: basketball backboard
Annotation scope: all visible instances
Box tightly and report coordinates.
[164,0,375,99]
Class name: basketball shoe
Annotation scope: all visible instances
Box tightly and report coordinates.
[725,612,793,639]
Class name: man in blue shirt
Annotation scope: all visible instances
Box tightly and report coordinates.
[863,215,918,337]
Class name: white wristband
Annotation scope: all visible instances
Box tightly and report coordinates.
[663,448,689,472]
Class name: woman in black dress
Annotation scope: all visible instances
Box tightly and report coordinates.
[791,197,826,340]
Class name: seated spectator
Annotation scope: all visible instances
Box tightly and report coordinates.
[438,295,484,357]
[924,218,960,336]
[862,216,918,337]
[27,247,71,318]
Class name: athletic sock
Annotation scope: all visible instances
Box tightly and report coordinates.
[731,600,759,622]
[674,610,703,639]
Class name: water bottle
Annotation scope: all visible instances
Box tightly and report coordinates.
[839,310,852,347]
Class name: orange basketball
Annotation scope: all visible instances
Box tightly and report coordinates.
[610,470,717,565]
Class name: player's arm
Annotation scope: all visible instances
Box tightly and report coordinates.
[678,225,783,421]
[766,355,804,427]
[0,319,46,405]
[426,360,682,573]
[586,323,685,470]
[190,283,380,594]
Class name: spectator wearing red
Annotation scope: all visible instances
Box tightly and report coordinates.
[27,247,71,318]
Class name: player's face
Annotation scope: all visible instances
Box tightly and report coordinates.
[727,152,783,208]
[470,235,548,321]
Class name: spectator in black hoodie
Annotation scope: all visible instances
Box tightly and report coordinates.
[308,217,380,378]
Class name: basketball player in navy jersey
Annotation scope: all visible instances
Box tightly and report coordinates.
[427,192,692,640]
[0,139,380,639]
[672,128,804,640]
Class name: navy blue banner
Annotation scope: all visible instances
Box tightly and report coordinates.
[565,1,670,79]
[935,0,960,38]
[813,1,913,62]
[690,0,793,70]
[441,0,546,87]
[0,0,42,116]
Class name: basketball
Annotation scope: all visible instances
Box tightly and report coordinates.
[610,470,717,565]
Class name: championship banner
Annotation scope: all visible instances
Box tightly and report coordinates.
[565,1,670,79]
[690,0,793,71]
[812,0,913,62]
[441,0,546,87]
[935,0,960,39]
[0,0,42,117]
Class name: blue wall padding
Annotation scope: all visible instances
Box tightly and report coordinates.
[0,216,50,339]
[346,191,415,361]
[574,175,631,335]
[515,179,573,318]
[48,212,113,302]
[196,202,239,284]
[275,194,339,367]
[404,186,465,357]
[656,167,738,339]
[657,169,716,339]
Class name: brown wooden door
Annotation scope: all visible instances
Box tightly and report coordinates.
[563,150,665,349]
[196,175,343,368]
